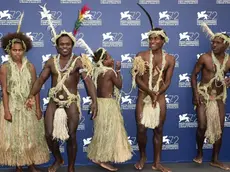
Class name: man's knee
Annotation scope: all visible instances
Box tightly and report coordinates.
[197,124,206,134]
[137,124,147,134]
[68,131,77,141]
[155,125,163,136]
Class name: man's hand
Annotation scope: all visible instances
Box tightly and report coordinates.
[225,77,230,87]
[4,110,12,122]
[150,91,159,108]
[90,101,98,119]
[36,108,43,120]
[115,61,121,71]
[25,96,35,110]
[193,93,202,106]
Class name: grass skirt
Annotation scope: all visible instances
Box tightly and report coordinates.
[0,99,50,166]
[141,96,160,129]
[87,98,132,163]
[205,101,222,144]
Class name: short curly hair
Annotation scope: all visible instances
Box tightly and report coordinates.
[1,32,32,54]
[93,48,107,63]
[149,27,167,41]
[55,34,74,47]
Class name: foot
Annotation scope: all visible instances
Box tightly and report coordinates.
[193,155,203,164]
[152,163,172,172]
[28,164,41,172]
[92,159,101,165]
[100,162,118,171]
[134,157,147,170]
[48,160,64,172]
[16,166,23,172]
[67,166,75,172]
[210,161,230,170]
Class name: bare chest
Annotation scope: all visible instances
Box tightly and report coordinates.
[204,59,228,73]
[144,57,167,73]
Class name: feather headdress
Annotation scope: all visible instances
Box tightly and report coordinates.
[39,4,90,46]
[17,12,24,33]
[137,3,169,43]
[73,5,90,36]
[201,22,230,45]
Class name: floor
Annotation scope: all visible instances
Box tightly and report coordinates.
[1,162,230,172]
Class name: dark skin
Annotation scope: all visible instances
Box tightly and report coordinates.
[0,43,42,172]
[25,36,97,172]
[192,36,230,170]
[134,34,175,172]
[97,54,122,97]
[92,53,121,172]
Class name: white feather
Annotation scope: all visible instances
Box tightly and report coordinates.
[201,22,214,39]
[39,4,57,39]
[77,38,94,57]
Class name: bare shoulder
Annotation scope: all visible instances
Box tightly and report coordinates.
[28,61,35,68]
[165,54,175,63]
[106,69,116,77]
[199,52,210,60]
[0,63,7,73]
[136,50,149,60]
[195,53,209,66]
[27,62,36,72]
[226,53,230,66]
[74,55,83,67]
[45,56,54,66]
[74,54,81,59]
[227,53,230,60]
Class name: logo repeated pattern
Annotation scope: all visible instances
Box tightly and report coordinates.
[0,0,230,166]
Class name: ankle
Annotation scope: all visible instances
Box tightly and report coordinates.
[140,154,146,159]
[68,165,75,171]
[56,158,64,164]
[197,151,203,156]
[211,158,218,162]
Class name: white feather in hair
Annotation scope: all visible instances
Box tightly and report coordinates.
[201,22,214,39]
[39,4,57,39]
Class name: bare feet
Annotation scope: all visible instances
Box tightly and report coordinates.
[134,157,147,170]
[16,166,23,172]
[67,166,75,172]
[210,161,230,170]
[152,163,172,172]
[100,162,118,171]
[48,160,64,172]
[28,164,41,172]
[193,155,203,164]
[92,159,101,165]
[92,160,118,171]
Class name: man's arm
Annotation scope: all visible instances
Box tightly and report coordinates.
[82,73,97,102]
[191,54,205,105]
[0,65,10,115]
[111,61,122,89]
[158,55,175,95]
[28,59,52,98]
[136,75,154,96]
[134,52,154,96]
[224,55,230,87]
[111,71,122,89]
[29,63,42,120]
[77,59,97,119]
